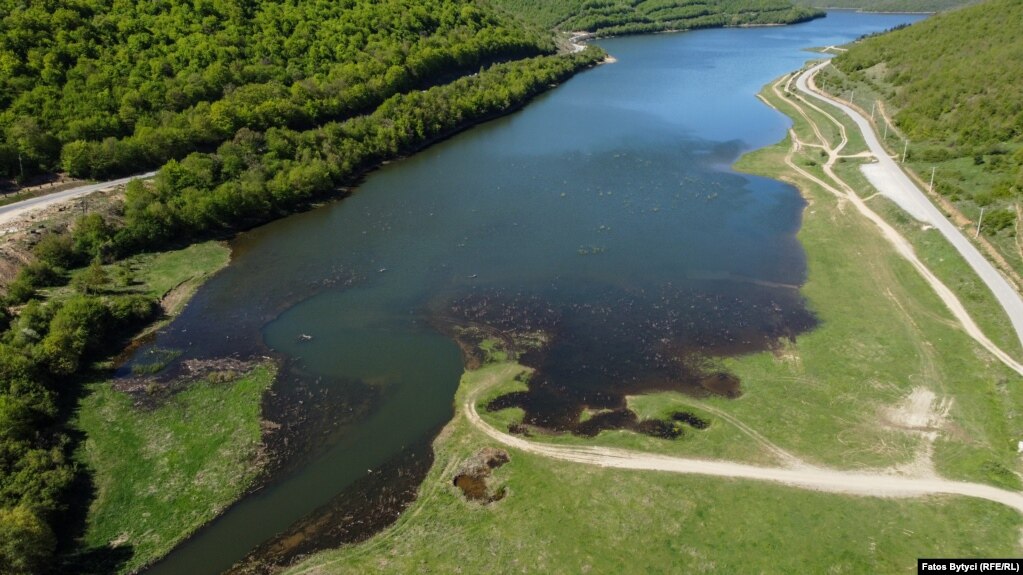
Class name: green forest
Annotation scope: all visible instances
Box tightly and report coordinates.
[0,0,823,573]
[0,0,551,180]
[825,0,1023,263]
[487,0,821,36]
[793,0,974,12]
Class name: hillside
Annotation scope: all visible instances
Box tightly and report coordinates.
[834,0,1022,145]
[793,0,975,12]
[460,0,819,37]
[0,0,551,180]
[0,0,822,182]
[823,0,1023,274]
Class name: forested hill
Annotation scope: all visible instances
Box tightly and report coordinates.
[792,0,975,12]
[0,0,550,179]
[0,0,821,182]
[825,0,1022,272]
[834,0,1022,147]
[486,0,822,36]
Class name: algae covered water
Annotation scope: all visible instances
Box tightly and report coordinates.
[138,11,924,574]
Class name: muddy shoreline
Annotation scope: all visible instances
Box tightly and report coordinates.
[437,282,816,438]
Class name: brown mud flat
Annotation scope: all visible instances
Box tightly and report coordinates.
[223,442,435,575]
[112,356,261,409]
[440,281,815,438]
[453,447,510,503]
[257,358,379,479]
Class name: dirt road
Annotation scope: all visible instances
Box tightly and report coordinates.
[465,367,1023,514]
[761,69,1023,379]
[0,170,157,226]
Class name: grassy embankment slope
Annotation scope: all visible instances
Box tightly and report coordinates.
[793,0,975,12]
[740,72,1023,486]
[486,0,821,36]
[280,71,1023,574]
[819,0,1023,285]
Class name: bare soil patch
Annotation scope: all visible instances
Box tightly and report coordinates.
[453,447,510,503]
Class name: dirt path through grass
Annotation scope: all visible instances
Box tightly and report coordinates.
[772,66,1023,377]
[465,366,1023,514]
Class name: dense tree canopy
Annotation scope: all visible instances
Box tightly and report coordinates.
[0,0,550,179]
[486,0,821,36]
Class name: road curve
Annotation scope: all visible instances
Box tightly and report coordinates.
[466,367,1023,514]
[796,61,1023,351]
[0,171,158,226]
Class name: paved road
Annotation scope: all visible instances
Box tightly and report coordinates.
[0,171,158,226]
[797,62,1023,350]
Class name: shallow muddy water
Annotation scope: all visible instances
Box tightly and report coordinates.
[136,11,924,574]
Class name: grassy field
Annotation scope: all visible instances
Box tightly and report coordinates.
[833,158,1023,359]
[731,97,1023,486]
[75,365,275,574]
[283,365,1021,575]
[732,77,1023,485]
[127,241,230,302]
[278,72,1023,573]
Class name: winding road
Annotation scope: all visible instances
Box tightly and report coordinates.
[797,61,1023,351]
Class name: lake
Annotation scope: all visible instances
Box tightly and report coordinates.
[140,10,924,574]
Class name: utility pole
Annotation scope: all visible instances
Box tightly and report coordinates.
[850,90,855,105]
[929,166,936,192]
[902,140,909,163]
[975,206,986,238]
[883,122,889,140]
[870,101,876,121]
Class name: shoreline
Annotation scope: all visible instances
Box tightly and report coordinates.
[269,22,1023,575]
